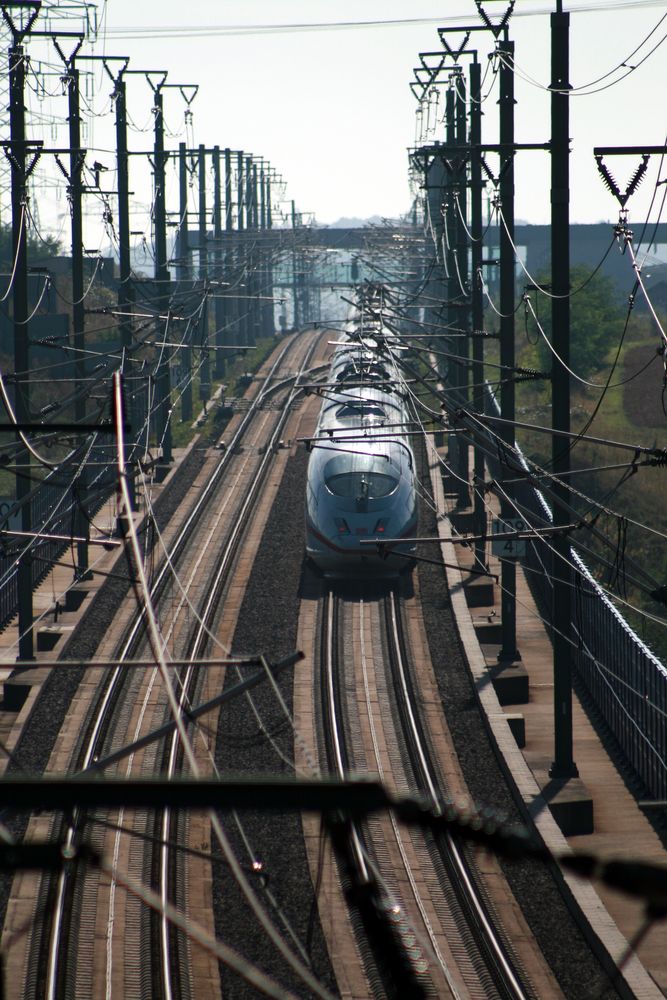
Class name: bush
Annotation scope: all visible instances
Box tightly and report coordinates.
[0,221,61,268]
[528,266,625,378]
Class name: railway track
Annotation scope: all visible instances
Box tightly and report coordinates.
[383,589,530,999]
[4,330,334,1000]
[0,327,592,999]
[316,584,540,1000]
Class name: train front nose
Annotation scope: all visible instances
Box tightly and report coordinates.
[319,503,415,574]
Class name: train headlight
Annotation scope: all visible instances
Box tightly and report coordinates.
[334,518,350,535]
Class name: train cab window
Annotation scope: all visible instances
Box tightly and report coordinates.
[336,403,386,420]
[325,471,398,499]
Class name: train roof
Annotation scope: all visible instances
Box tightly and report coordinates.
[312,332,415,469]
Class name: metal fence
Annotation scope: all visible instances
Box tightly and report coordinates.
[0,440,117,634]
[483,387,667,800]
[0,373,159,640]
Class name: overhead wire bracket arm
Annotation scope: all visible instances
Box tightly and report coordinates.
[143,70,168,93]
[594,151,650,207]
[32,30,84,69]
[593,146,667,156]
[87,651,304,774]
[178,84,198,106]
[473,0,515,38]
[0,1,41,42]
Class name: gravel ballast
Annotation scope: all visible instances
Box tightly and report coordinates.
[213,448,339,999]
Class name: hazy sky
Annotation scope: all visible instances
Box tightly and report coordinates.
[20,1,667,237]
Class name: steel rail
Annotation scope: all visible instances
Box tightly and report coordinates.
[320,589,440,999]
[321,591,370,881]
[385,589,530,1000]
[358,595,461,997]
[40,334,308,1000]
[157,332,328,1000]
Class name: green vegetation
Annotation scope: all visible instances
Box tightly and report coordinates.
[526,266,625,379]
[169,334,286,449]
[0,220,61,266]
[512,271,667,662]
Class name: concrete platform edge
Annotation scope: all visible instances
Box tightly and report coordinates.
[428,443,661,1000]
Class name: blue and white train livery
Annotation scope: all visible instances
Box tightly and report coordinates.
[305,316,418,577]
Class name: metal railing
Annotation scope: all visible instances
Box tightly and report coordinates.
[0,370,152,636]
[0,440,117,635]
[482,386,667,800]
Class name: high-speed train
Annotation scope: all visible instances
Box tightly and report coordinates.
[305,308,418,577]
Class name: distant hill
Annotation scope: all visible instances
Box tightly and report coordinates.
[319,215,387,229]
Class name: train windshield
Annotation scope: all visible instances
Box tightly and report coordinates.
[336,403,386,420]
[324,454,398,500]
[325,470,398,499]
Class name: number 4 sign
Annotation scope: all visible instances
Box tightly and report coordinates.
[491,517,527,559]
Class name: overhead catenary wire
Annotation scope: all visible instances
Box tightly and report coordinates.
[496,203,618,300]
[103,3,667,41]
[495,20,667,98]
[97,856,303,1000]
[413,365,667,641]
[0,202,27,304]
[371,320,667,598]
[522,292,645,389]
[423,431,667,742]
[111,372,338,1000]
[620,227,667,352]
[352,290,667,628]
[0,21,367,977]
[400,353,667,668]
[10,0,667,830]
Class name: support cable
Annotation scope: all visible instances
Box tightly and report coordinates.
[112,373,338,1000]
[0,201,26,303]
